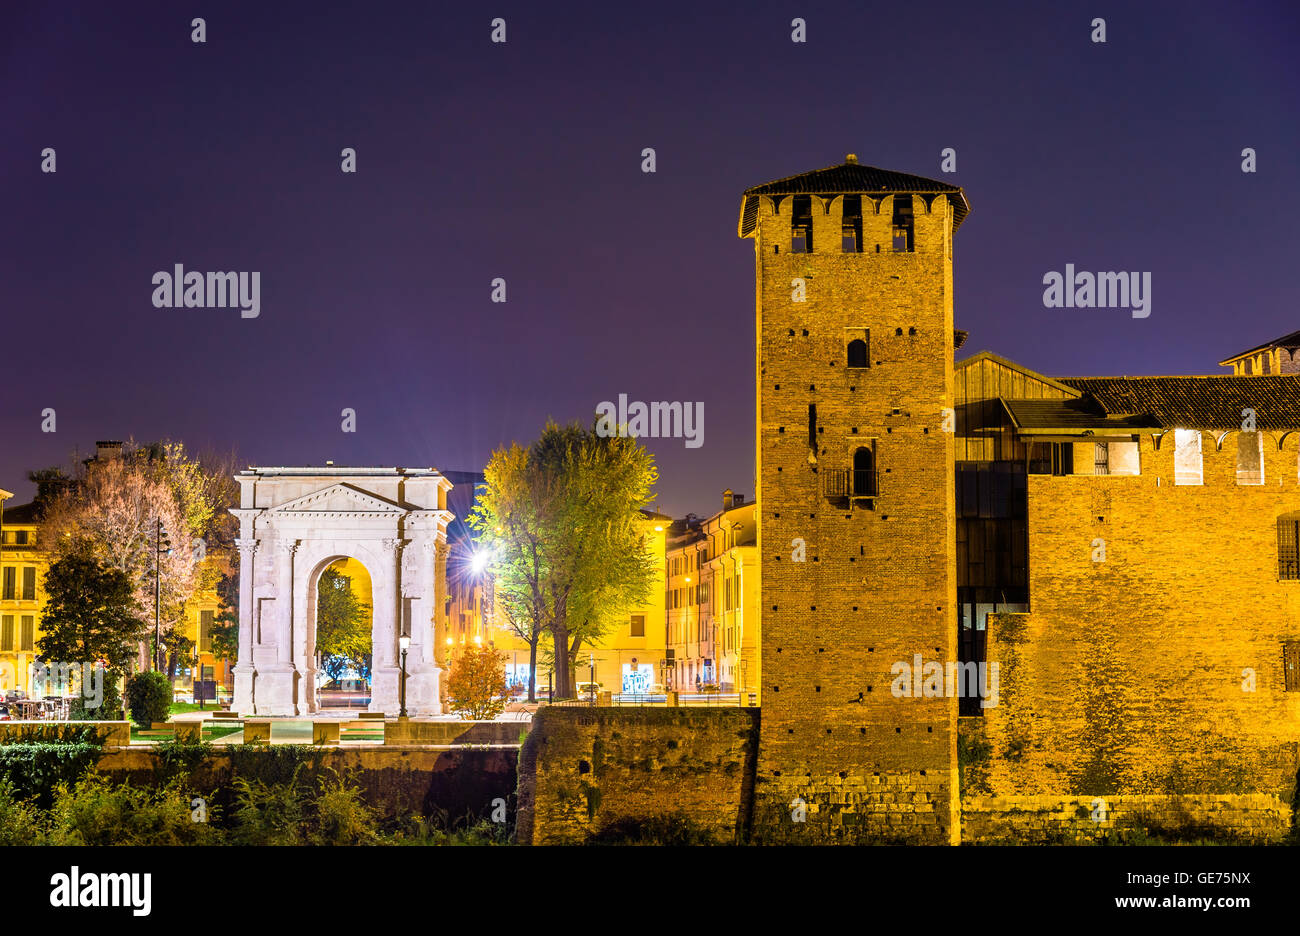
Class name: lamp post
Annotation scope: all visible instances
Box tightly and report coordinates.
[398,632,410,719]
[193,645,204,711]
[152,518,170,672]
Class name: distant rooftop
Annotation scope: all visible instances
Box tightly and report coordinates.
[1219,329,1300,366]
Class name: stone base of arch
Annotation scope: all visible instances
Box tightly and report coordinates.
[234,663,443,717]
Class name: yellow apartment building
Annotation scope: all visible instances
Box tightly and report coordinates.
[0,493,48,697]
[665,490,758,698]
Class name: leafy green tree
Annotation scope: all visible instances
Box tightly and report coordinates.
[468,421,658,698]
[315,567,371,681]
[37,552,146,672]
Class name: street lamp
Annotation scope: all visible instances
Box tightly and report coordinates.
[152,518,171,672]
[192,644,204,711]
[398,632,411,719]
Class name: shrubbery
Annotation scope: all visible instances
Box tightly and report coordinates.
[0,741,103,808]
[125,671,172,728]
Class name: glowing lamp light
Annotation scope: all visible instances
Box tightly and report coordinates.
[445,637,453,646]
[684,576,691,583]
[473,634,482,645]
[399,634,411,653]
[471,550,492,574]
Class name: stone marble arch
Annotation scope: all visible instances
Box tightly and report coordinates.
[229,467,453,716]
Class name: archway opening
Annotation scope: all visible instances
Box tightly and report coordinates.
[314,558,374,710]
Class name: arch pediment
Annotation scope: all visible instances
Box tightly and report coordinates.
[268,482,408,516]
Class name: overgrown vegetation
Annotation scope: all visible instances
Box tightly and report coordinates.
[0,749,509,845]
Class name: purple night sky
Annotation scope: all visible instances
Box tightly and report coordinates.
[2,0,1297,516]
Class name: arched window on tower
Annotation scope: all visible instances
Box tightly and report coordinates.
[847,338,868,369]
[853,446,876,497]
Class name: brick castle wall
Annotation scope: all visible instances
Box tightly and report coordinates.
[975,433,1300,807]
[515,707,760,845]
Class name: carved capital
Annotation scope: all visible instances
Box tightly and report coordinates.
[382,537,405,556]
[235,537,259,557]
[276,539,299,555]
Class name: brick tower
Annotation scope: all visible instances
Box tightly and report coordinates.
[737,156,969,843]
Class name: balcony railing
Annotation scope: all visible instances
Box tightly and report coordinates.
[823,468,878,501]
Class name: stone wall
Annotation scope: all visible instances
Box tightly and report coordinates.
[969,435,1300,817]
[93,745,517,822]
[962,794,1291,844]
[515,707,759,845]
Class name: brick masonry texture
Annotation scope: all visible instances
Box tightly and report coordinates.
[515,707,759,845]
[962,794,1291,843]
[749,193,959,843]
[973,435,1300,808]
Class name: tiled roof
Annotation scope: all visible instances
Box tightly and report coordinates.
[1060,376,1300,430]
[1219,329,1300,365]
[1001,397,1159,431]
[740,158,970,233]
